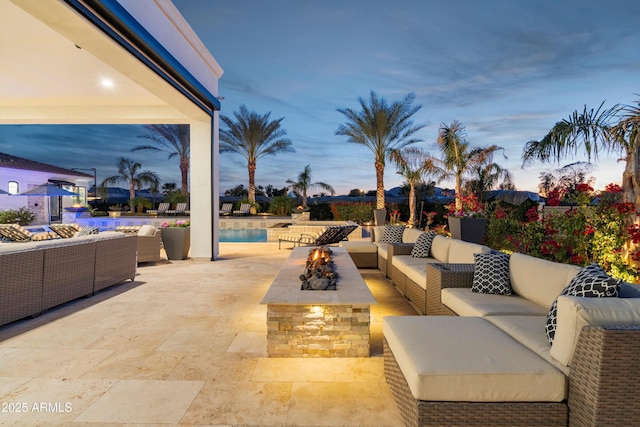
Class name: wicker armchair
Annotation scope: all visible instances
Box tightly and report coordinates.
[115,225,162,263]
[137,228,162,263]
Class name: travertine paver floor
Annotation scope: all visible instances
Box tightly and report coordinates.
[0,242,416,426]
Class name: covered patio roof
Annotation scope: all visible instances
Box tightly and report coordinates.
[0,0,223,259]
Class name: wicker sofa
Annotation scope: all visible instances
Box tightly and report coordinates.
[383,251,640,426]
[0,231,137,326]
[340,225,425,274]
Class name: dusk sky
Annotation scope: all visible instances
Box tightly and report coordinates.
[1,0,638,196]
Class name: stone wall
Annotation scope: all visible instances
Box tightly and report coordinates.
[266,304,370,357]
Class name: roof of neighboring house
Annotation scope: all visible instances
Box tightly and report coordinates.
[0,152,92,178]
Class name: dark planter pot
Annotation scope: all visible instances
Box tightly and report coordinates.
[373,209,387,226]
[447,217,487,244]
[161,227,190,260]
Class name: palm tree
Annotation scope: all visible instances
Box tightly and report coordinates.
[336,91,425,210]
[133,124,190,197]
[464,162,514,199]
[220,105,294,204]
[522,97,640,265]
[390,147,445,226]
[101,157,160,209]
[286,164,335,208]
[436,120,505,209]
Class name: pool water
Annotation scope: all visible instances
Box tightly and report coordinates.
[219,228,267,242]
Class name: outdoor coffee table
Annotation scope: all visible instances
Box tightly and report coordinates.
[260,246,377,357]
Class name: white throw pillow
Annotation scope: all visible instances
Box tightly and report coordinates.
[550,295,640,366]
[138,225,157,236]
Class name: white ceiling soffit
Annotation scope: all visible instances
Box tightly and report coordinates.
[0,0,208,124]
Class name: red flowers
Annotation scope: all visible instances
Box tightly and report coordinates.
[576,183,594,193]
[604,183,623,193]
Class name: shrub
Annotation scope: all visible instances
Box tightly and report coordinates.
[331,202,374,224]
[0,207,36,225]
[486,184,639,283]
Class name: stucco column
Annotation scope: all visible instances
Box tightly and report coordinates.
[189,119,218,260]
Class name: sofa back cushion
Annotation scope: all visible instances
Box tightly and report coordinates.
[448,239,491,264]
[402,227,423,243]
[550,295,640,366]
[372,226,386,242]
[509,252,581,309]
[430,235,451,263]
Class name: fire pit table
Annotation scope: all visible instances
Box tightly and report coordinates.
[261,246,377,357]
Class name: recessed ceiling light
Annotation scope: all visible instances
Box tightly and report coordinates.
[100,78,114,89]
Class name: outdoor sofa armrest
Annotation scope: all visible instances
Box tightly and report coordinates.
[568,325,640,426]
[387,242,415,257]
[425,263,475,315]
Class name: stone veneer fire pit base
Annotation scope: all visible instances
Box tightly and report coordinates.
[261,247,377,358]
[266,304,371,357]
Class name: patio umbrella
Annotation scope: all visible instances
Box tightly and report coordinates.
[18,183,79,224]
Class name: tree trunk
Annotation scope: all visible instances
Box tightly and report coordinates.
[455,173,463,211]
[408,183,416,226]
[248,161,256,205]
[622,148,640,268]
[180,156,189,197]
[129,181,135,208]
[375,160,385,210]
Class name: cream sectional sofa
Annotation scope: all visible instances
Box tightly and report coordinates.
[388,234,491,314]
[340,225,424,274]
[383,251,640,426]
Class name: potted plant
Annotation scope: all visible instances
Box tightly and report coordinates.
[445,193,487,244]
[160,220,190,260]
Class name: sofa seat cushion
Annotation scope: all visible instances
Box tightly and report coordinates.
[447,239,491,264]
[383,316,566,402]
[339,241,378,253]
[392,255,441,290]
[486,315,569,375]
[509,252,582,309]
[550,295,640,366]
[442,288,549,317]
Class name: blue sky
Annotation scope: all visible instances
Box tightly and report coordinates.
[1,0,638,196]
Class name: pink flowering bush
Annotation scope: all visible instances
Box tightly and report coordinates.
[486,183,639,283]
[445,193,486,218]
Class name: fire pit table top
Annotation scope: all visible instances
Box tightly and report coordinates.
[260,247,377,305]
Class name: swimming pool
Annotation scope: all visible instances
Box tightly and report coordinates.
[219,228,267,242]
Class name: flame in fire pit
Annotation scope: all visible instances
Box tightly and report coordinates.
[300,246,337,290]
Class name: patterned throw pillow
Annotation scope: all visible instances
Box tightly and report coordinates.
[379,225,405,244]
[76,226,99,237]
[545,263,621,344]
[411,231,437,258]
[471,252,511,295]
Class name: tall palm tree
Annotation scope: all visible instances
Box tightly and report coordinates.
[101,157,160,208]
[436,120,505,209]
[522,97,640,265]
[336,91,425,210]
[220,105,294,204]
[286,164,335,208]
[390,147,445,226]
[133,124,190,197]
